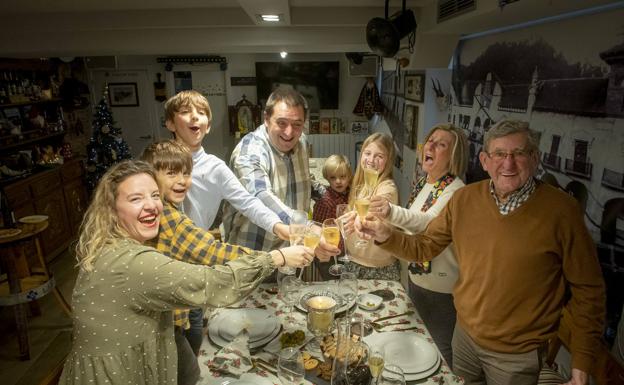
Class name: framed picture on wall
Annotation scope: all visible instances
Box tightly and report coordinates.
[108,83,139,107]
[404,104,419,150]
[405,74,425,103]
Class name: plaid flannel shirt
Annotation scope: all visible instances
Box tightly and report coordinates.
[147,201,256,329]
[223,124,323,251]
[489,177,536,215]
[312,188,349,223]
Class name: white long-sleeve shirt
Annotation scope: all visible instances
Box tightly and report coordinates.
[388,177,464,293]
[183,148,281,233]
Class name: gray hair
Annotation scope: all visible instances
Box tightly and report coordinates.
[483,119,539,153]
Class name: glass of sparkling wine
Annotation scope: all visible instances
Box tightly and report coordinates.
[369,346,385,385]
[283,210,308,277]
[306,295,336,353]
[323,218,343,276]
[363,164,379,190]
[354,185,371,248]
[336,203,352,263]
[277,347,305,385]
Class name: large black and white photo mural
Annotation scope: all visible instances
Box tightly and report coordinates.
[448,9,624,337]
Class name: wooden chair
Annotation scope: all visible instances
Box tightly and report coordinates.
[546,308,624,385]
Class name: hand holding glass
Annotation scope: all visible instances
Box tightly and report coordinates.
[336,204,352,263]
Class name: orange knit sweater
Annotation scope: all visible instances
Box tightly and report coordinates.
[379,180,605,373]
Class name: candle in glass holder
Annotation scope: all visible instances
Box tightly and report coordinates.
[306,296,336,336]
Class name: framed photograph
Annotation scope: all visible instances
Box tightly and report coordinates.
[108,83,139,107]
[405,74,425,103]
[350,121,368,134]
[320,118,331,134]
[330,118,339,134]
[403,104,419,150]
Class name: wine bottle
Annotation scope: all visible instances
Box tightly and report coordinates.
[0,190,16,228]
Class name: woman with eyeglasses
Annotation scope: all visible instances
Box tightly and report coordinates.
[368,123,468,368]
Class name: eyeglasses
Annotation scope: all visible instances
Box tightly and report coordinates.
[486,149,532,162]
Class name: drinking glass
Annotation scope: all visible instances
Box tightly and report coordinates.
[299,221,321,279]
[281,210,308,277]
[339,272,358,313]
[280,275,302,319]
[363,163,380,190]
[277,347,305,385]
[306,295,336,354]
[336,203,352,263]
[368,346,385,384]
[377,364,405,385]
[323,218,343,276]
[353,185,371,248]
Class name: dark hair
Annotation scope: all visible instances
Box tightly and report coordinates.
[264,87,309,121]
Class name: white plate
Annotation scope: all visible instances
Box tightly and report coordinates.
[295,283,355,314]
[0,228,22,238]
[205,372,275,385]
[365,331,439,374]
[403,355,440,381]
[208,311,281,349]
[18,215,49,224]
[214,308,279,342]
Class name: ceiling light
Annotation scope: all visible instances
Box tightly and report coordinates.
[261,14,280,22]
[280,51,288,59]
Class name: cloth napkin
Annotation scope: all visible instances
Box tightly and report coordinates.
[206,329,253,377]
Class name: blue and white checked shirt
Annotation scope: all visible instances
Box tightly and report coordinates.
[223,124,324,251]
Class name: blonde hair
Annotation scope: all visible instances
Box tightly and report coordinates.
[322,155,352,180]
[164,90,212,124]
[75,160,158,272]
[140,140,193,174]
[348,132,396,204]
[421,123,469,178]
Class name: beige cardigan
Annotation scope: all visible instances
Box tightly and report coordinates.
[346,179,398,267]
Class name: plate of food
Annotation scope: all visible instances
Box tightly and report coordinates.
[18,215,49,224]
[357,293,383,311]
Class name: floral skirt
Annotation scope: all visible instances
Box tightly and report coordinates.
[343,260,401,281]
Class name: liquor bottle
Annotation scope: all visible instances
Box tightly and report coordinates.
[0,190,16,228]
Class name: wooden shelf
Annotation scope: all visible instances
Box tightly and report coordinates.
[0,131,65,152]
[0,98,62,108]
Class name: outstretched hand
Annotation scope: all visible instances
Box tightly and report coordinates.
[277,245,315,268]
[314,238,340,262]
[354,214,392,243]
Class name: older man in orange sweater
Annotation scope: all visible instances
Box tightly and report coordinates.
[359,119,605,385]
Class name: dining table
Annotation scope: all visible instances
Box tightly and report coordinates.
[197,279,464,385]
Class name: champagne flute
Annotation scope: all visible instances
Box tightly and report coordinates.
[281,210,307,279]
[363,163,380,190]
[280,275,302,320]
[339,272,358,314]
[368,346,385,385]
[277,347,305,385]
[354,185,371,248]
[336,203,351,264]
[324,218,343,276]
[299,221,321,279]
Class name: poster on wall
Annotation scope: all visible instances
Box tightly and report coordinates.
[449,10,624,329]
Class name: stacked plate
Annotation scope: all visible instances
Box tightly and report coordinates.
[365,332,441,381]
[207,308,280,349]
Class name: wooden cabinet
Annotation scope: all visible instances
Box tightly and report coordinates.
[2,159,86,262]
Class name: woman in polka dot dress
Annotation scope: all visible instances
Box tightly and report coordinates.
[58,160,314,385]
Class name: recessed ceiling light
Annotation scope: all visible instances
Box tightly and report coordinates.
[260,14,280,22]
[280,51,288,59]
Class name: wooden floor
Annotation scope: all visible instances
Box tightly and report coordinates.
[0,249,76,385]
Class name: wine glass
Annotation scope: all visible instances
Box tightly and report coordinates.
[339,272,358,314]
[277,347,305,385]
[363,163,380,190]
[377,364,405,385]
[368,346,385,385]
[306,295,336,355]
[336,203,352,264]
[323,218,343,276]
[280,275,302,320]
[299,221,321,279]
[353,185,371,248]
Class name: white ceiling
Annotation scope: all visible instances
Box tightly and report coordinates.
[0,0,619,58]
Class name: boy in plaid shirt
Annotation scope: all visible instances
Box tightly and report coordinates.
[141,140,312,385]
[312,155,351,279]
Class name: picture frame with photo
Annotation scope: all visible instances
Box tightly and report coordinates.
[108,83,139,107]
[320,118,331,134]
[405,74,425,103]
[403,104,419,150]
[350,121,368,134]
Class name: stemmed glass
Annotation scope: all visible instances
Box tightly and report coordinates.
[377,364,405,385]
[368,346,385,385]
[277,347,305,385]
[336,203,351,264]
[323,218,343,276]
[339,272,358,314]
[306,295,336,355]
[353,185,372,248]
[281,210,307,280]
[280,275,302,321]
[299,221,321,279]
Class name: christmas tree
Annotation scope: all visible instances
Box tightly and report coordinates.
[85,86,132,193]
